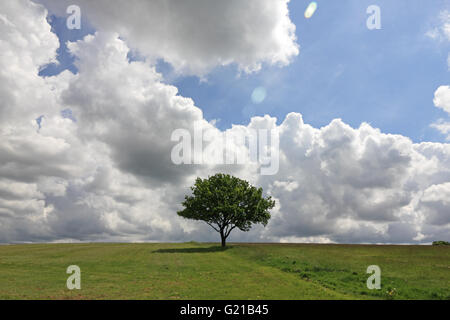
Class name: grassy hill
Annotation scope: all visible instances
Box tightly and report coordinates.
[0,242,448,299]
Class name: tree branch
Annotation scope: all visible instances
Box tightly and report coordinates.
[225,225,237,238]
[205,221,220,233]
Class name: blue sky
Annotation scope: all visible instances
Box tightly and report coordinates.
[41,0,450,143]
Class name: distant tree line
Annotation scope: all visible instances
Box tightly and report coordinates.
[432,241,450,246]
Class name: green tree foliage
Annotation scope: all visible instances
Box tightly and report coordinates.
[178,174,275,247]
[432,241,450,246]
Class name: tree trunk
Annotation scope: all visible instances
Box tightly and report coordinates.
[220,231,226,247]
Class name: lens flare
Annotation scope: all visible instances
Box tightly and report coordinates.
[304,2,317,19]
[251,87,267,104]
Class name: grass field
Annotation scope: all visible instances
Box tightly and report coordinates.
[0,242,448,300]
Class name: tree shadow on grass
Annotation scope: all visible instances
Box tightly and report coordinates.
[152,246,233,254]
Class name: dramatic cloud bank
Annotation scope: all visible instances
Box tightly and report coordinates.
[39,0,299,76]
[0,0,449,244]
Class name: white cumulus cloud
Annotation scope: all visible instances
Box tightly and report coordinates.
[39,0,299,76]
[0,0,449,244]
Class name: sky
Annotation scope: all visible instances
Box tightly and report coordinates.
[172,0,449,143]
[39,0,450,142]
[0,0,449,244]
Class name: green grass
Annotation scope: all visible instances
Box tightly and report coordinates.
[0,242,448,300]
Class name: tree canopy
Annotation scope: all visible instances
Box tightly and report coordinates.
[178,173,275,247]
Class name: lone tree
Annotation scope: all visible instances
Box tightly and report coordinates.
[178,173,275,247]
